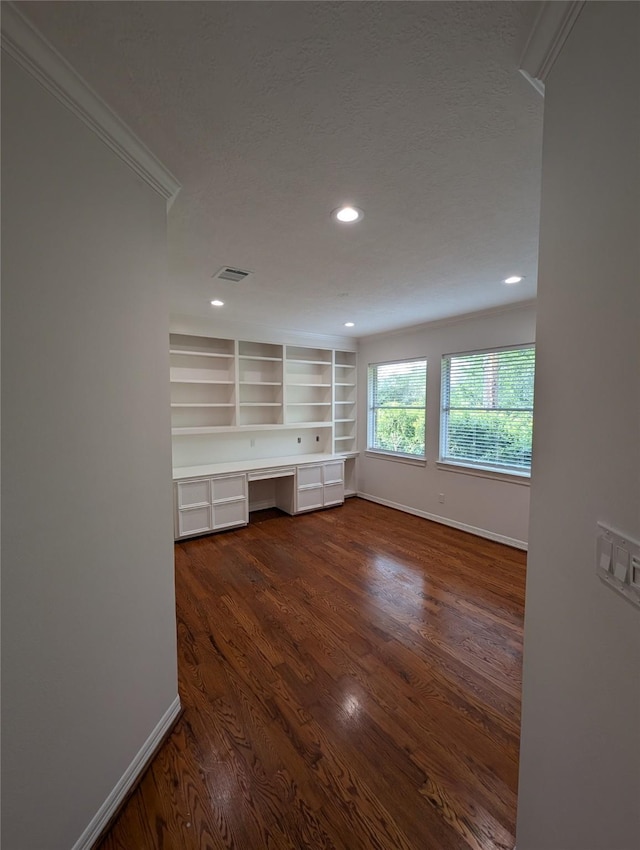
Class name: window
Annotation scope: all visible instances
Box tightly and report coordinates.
[440,345,535,474]
[368,358,427,458]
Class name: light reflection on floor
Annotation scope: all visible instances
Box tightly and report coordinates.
[367,552,468,647]
[369,553,427,613]
[342,693,361,720]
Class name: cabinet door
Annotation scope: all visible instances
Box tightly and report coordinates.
[297,464,323,488]
[323,482,345,507]
[323,461,344,485]
[211,474,246,503]
[212,499,248,530]
[296,486,324,513]
[176,478,211,508]
[177,505,212,537]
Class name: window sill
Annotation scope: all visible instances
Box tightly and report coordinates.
[436,461,531,485]
[365,450,427,467]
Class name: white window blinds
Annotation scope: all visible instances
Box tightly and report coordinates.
[368,358,427,458]
[440,345,535,473]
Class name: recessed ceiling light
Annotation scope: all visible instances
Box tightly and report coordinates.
[332,205,364,224]
[504,275,524,284]
[344,322,355,328]
[210,299,224,307]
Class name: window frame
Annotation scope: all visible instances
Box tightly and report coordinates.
[367,356,427,461]
[439,343,535,477]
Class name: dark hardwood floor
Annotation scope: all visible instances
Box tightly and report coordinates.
[98,498,526,850]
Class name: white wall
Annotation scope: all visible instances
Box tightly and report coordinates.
[357,304,536,548]
[1,55,178,850]
[517,4,640,849]
[172,428,332,468]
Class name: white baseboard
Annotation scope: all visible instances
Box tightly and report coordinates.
[357,492,528,551]
[71,695,182,850]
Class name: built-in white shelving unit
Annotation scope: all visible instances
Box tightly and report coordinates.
[237,340,284,426]
[333,350,357,457]
[170,333,358,494]
[284,346,333,426]
[170,334,236,429]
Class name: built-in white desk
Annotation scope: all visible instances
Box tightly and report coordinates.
[173,454,348,539]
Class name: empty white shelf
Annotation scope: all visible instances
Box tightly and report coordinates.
[239,381,282,386]
[238,355,282,362]
[169,349,234,359]
[170,379,234,385]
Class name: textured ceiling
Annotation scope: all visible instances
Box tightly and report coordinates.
[20,1,543,338]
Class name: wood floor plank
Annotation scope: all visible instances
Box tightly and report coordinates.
[98,498,526,850]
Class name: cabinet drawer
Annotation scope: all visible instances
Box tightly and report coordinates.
[211,474,246,503]
[323,482,345,507]
[297,464,323,488]
[178,505,212,537]
[248,467,295,481]
[296,486,324,513]
[323,461,344,485]
[176,479,210,509]
[213,499,248,530]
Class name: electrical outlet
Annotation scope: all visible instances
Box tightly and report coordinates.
[438,493,445,504]
[315,435,320,442]
[297,437,301,444]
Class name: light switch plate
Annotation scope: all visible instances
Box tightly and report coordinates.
[597,523,640,608]
[631,555,640,589]
[598,537,612,572]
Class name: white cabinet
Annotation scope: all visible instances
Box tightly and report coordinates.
[296,486,325,513]
[212,499,248,530]
[174,473,248,539]
[297,464,323,488]
[178,505,212,537]
[295,460,345,514]
[176,478,210,508]
[211,474,246,502]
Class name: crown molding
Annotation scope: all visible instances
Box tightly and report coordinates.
[519,1,586,96]
[1,2,181,207]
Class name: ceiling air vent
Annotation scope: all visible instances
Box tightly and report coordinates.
[213,266,252,283]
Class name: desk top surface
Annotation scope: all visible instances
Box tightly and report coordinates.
[173,453,348,481]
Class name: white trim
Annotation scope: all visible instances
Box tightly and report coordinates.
[358,492,528,551]
[441,341,535,360]
[519,1,586,95]
[365,451,426,467]
[71,696,181,850]
[436,461,531,486]
[1,2,181,207]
